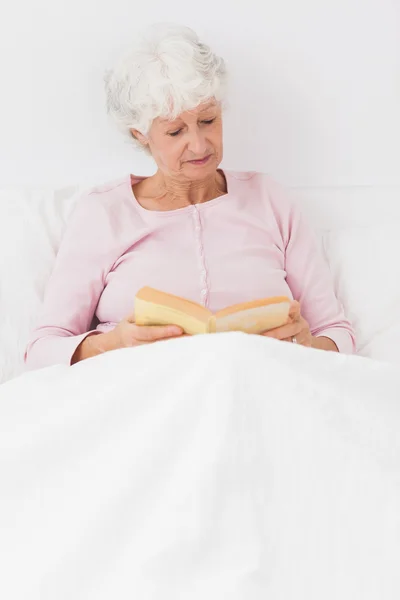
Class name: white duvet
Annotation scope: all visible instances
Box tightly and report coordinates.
[0,332,399,600]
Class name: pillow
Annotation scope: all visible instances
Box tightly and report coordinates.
[323,221,400,363]
[0,186,80,383]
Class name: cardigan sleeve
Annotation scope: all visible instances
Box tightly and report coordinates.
[266,176,356,354]
[24,192,116,370]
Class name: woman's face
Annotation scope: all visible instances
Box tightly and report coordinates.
[132,99,223,180]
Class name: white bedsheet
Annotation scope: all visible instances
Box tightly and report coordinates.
[0,332,399,599]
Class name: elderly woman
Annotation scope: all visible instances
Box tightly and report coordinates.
[24,23,355,370]
[11,27,400,600]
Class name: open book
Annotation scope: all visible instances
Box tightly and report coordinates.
[135,286,292,335]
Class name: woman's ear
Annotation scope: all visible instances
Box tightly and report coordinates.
[130,128,149,146]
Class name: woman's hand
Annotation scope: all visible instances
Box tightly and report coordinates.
[261,300,313,347]
[111,317,184,349]
[261,301,339,352]
[71,315,184,364]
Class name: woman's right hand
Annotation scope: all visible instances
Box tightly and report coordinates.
[71,316,184,364]
[110,316,184,349]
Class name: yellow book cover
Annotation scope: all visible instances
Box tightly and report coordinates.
[135,287,291,335]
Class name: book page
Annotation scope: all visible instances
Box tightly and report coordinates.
[216,303,290,334]
[135,298,211,334]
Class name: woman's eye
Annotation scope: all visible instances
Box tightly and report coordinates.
[168,119,215,136]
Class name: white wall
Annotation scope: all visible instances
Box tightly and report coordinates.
[0,0,399,188]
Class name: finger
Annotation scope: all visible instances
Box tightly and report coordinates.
[263,321,301,340]
[133,324,184,341]
[282,333,312,347]
[282,335,301,343]
[157,332,191,343]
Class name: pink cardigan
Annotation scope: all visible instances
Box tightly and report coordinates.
[24,170,356,369]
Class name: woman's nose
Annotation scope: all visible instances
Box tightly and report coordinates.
[187,129,207,156]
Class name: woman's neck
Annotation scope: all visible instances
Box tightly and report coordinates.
[152,169,227,207]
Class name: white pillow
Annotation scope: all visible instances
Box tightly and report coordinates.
[0,187,80,383]
[323,221,400,363]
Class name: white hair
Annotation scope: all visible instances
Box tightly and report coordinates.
[103,23,228,150]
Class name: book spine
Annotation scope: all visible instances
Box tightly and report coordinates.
[208,315,217,333]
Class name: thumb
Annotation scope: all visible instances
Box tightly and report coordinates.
[134,324,184,342]
[288,300,301,322]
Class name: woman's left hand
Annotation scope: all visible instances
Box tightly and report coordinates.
[262,300,313,347]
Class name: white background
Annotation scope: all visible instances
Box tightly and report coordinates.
[0,0,399,188]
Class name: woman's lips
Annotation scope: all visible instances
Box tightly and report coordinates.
[187,155,211,165]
